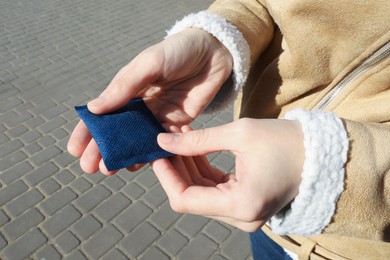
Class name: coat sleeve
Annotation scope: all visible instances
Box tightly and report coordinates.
[271,109,390,241]
[207,0,275,64]
[323,120,390,241]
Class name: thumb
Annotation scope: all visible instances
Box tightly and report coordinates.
[87,53,161,114]
[157,123,236,156]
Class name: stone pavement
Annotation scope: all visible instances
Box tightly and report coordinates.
[0,0,253,259]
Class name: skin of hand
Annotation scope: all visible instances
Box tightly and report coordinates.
[67,28,233,175]
[153,119,305,232]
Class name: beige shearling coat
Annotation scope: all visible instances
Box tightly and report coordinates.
[207,0,390,259]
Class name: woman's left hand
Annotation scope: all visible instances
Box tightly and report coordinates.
[153,119,305,232]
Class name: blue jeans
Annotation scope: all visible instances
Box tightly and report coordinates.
[249,229,292,260]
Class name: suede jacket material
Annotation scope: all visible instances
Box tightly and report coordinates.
[207,0,390,259]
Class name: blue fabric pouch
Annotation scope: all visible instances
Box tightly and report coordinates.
[75,98,174,171]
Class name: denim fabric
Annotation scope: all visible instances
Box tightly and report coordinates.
[75,98,174,171]
[250,229,292,260]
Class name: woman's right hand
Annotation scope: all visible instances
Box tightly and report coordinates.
[68,28,233,174]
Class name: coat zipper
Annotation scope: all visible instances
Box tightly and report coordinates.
[313,41,390,111]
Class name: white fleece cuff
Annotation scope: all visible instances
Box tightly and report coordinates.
[166,11,250,112]
[270,109,349,236]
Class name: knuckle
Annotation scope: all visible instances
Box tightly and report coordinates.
[190,129,209,149]
[168,197,186,214]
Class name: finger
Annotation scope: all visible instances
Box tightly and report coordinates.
[181,156,216,186]
[88,51,162,114]
[192,155,225,184]
[80,138,102,174]
[165,125,194,184]
[153,158,233,216]
[180,125,221,186]
[180,125,225,183]
[126,163,146,172]
[99,159,118,176]
[158,123,237,156]
[170,156,194,186]
[67,120,92,157]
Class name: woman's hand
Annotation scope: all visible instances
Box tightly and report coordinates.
[153,119,305,232]
[67,28,233,174]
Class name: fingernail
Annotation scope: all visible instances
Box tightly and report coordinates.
[158,133,180,144]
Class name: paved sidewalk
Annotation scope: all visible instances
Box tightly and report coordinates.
[0,0,252,259]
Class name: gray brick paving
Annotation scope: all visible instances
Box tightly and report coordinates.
[0,0,252,259]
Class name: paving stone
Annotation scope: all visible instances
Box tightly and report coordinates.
[103,175,126,191]
[39,187,77,216]
[7,125,28,138]
[0,85,20,103]
[122,182,145,200]
[1,161,34,185]
[38,117,66,134]
[114,201,152,233]
[101,248,128,260]
[73,184,111,213]
[0,96,22,113]
[0,139,23,158]
[94,192,130,222]
[65,250,89,260]
[0,133,10,145]
[30,145,62,166]
[0,233,7,251]
[211,152,235,172]
[2,110,33,127]
[72,215,102,240]
[120,222,160,258]
[203,221,231,243]
[37,135,56,147]
[38,178,61,196]
[83,171,106,184]
[158,229,188,256]
[177,234,218,260]
[139,246,170,260]
[51,127,69,140]
[42,205,81,237]
[150,202,181,230]
[5,188,44,217]
[35,244,62,260]
[135,168,158,189]
[210,254,228,260]
[0,210,10,227]
[0,150,27,172]
[24,116,45,130]
[2,228,47,260]
[19,129,42,144]
[221,230,251,260]
[176,214,209,237]
[2,208,44,241]
[0,180,29,207]
[70,177,92,194]
[82,224,123,259]
[143,184,167,209]
[29,100,56,114]
[24,142,42,155]
[54,169,76,185]
[24,162,59,186]
[55,231,80,254]
[41,104,68,120]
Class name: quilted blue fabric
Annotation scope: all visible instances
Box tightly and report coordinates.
[75,98,174,171]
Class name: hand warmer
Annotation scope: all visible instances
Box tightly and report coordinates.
[75,98,174,171]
